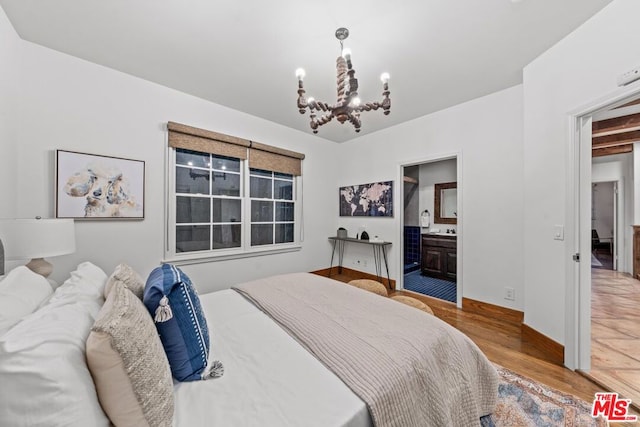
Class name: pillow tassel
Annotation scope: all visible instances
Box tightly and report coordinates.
[201,360,224,380]
[154,295,173,323]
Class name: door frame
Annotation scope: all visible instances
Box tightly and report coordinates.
[566,84,640,370]
[396,151,463,308]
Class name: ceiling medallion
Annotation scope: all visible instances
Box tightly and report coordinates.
[295,28,390,134]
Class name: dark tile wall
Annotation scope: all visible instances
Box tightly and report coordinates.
[404,226,421,265]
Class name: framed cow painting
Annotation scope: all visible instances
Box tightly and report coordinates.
[55,150,145,219]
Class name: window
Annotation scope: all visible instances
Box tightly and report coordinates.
[175,149,242,253]
[250,169,295,246]
[165,122,304,262]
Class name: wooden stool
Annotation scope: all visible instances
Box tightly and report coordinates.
[347,279,388,297]
[391,295,434,315]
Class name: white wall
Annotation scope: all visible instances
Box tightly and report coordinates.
[335,85,525,310]
[0,8,18,219]
[0,6,339,292]
[592,153,633,273]
[403,166,420,226]
[592,182,614,239]
[418,159,457,232]
[523,0,640,344]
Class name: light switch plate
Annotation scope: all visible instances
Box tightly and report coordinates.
[553,225,564,241]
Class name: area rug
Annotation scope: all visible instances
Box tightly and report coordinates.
[491,365,607,427]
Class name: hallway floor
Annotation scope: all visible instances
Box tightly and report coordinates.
[588,268,640,410]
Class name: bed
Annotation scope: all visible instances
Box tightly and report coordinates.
[0,262,497,427]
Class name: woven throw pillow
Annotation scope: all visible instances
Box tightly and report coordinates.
[87,280,174,427]
[144,264,222,382]
[103,263,145,299]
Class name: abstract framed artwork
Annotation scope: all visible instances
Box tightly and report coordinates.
[55,150,145,219]
[339,181,393,217]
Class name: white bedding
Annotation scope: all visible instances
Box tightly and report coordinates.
[173,289,372,427]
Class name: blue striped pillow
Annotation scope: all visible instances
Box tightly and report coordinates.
[143,264,210,382]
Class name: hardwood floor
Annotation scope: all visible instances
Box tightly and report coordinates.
[587,268,640,413]
[318,271,640,423]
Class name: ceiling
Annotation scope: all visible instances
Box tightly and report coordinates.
[1,0,614,143]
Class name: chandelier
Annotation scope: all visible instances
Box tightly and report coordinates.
[295,28,390,134]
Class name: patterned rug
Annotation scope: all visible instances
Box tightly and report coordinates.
[491,365,607,427]
[403,270,456,302]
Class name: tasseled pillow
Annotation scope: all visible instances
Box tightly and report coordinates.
[143,264,223,382]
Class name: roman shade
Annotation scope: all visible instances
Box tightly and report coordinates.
[167,122,250,160]
[167,122,305,176]
[248,142,305,176]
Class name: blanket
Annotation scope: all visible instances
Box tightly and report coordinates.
[233,273,498,427]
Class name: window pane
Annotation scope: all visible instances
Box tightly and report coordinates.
[275,202,294,221]
[213,199,241,223]
[176,167,209,194]
[176,225,210,252]
[213,224,241,249]
[250,168,271,177]
[275,223,294,244]
[251,200,273,222]
[274,172,293,180]
[274,180,292,200]
[251,224,273,246]
[176,149,209,168]
[176,196,210,223]
[212,155,240,173]
[250,177,272,198]
[212,173,240,196]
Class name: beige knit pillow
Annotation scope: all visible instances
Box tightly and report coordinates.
[103,263,145,299]
[87,280,174,427]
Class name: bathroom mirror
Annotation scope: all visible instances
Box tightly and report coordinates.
[434,182,457,224]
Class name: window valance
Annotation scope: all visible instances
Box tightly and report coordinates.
[167,122,305,175]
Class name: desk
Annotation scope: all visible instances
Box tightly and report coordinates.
[328,237,392,289]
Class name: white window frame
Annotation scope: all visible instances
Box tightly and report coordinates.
[164,147,301,265]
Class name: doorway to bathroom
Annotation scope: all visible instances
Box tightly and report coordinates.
[401,157,458,303]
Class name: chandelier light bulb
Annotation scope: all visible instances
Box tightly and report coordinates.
[351,97,361,107]
[342,48,352,59]
[295,68,306,80]
[380,72,390,84]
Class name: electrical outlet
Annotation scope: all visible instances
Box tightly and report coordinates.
[617,65,640,86]
[504,287,515,301]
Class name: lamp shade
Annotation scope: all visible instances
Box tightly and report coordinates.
[0,218,76,260]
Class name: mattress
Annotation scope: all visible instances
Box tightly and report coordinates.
[172,289,372,427]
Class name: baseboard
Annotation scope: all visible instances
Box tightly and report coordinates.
[521,323,565,366]
[461,297,524,326]
[310,267,396,289]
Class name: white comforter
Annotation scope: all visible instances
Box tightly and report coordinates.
[172,289,371,427]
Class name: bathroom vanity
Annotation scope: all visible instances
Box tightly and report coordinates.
[421,234,457,281]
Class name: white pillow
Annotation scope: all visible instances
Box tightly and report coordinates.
[0,283,110,426]
[47,261,108,307]
[0,266,53,333]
